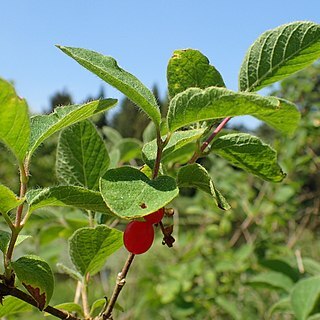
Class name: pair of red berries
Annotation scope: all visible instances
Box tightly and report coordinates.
[123,208,164,254]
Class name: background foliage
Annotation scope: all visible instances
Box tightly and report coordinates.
[0,63,319,319]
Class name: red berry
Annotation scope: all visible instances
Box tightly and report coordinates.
[144,208,165,224]
[123,221,154,254]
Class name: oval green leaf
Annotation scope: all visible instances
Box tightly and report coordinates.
[0,296,32,317]
[57,46,161,126]
[11,255,54,310]
[211,133,286,182]
[69,225,123,276]
[247,271,293,292]
[239,21,320,92]
[291,276,320,320]
[142,129,204,168]
[0,231,31,254]
[167,86,300,134]
[0,78,30,162]
[177,163,230,210]
[167,49,225,99]
[115,138,142,163]
[52,303,84,317]
[26,186,115,215]
[99,166,179,219]
[0,184,23,214]
[57,120,110,190]
[29,98,117,156]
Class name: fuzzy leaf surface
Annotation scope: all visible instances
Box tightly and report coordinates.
[0,184,23,213]
[167,49,225,98]
[69,225,123,276]
[142,129,204,168]
[177,163,230,210]
[57,46,161,126]
[239,21,320,92]
[56,120,110,190]
[100,166,179,219]
[11,255,54,310]
[29,99,117,156]
[291,276,320,320]
[167,86,300,134]
[26,186,114,215]
[0,78,30,162]
[211,133,286,182]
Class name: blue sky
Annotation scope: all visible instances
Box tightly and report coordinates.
[1,1,319,127]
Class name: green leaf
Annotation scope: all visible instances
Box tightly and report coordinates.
[239,21,320,92]
[56,263,83,282]
[0,231,30,253]
[57,46,161,126]
[102,126,123,145]
[0,78,30,162]
[167,49,225,99]
[167,86,300,134]
[215,296,241,320]
[56,120,110,190]
[142,121,157,143]
[259,258,300,282]
[291,276,320,320]
[302,258,320,276]
[26,186,115,215]
[90,298,124,317]
[308,314,320,320]
[0,296,32,317]
[69,225,123,276]
[100,166,179,219]
[11,255,54,310]
[142,129,204,168]
[268,297,292,318]
[211,133,286,182]
[0,184,23,213]
[162,143,197,165]
[90,298,106,317]
[247,271,294,292]
[115,138,142,163]
[53,302,84,317]
[28,98,117,156]
[177,163,230,210]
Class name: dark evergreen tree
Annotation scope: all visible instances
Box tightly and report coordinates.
[110,84,168,140]
[49,90,73,112]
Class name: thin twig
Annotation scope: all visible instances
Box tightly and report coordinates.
[101,253,135,319]
[73,281,81,304]
[0,282,80,320]
[81,275,90,318]
[152,131,164,179]
[189,116,231,163]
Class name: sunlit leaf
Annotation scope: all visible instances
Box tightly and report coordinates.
[57,46,161,126]
[239,21,320,92]
[167,86,300,134]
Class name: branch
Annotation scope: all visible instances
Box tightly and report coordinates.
[0,282,81,320]
[5,161,29,280]
[189,116,231,163]
[101,253,135,319]
[152,130,165,179]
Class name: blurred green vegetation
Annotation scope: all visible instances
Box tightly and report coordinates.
[1,65,319,319]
